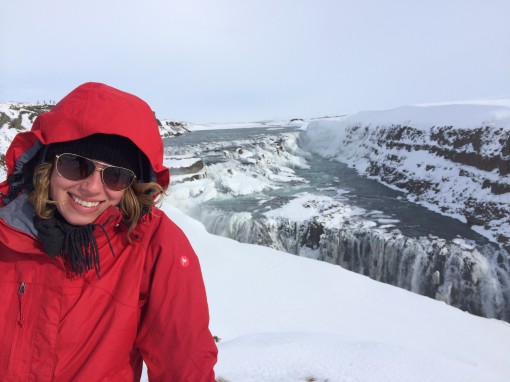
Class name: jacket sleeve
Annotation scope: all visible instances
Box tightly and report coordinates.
[135,212,217,381]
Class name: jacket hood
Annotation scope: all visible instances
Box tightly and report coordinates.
[1,82,169,204]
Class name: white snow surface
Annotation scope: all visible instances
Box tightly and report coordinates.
[321,100,510,130]
[142,202,510,382]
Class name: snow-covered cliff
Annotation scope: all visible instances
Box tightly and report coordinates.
[300,100,510,253]
[0,103,54,170]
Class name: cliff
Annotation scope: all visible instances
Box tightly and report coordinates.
[301,101,510,253]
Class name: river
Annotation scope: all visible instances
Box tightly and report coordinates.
[165,125,510,321]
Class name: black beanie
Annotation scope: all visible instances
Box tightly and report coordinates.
[44,134,145,178]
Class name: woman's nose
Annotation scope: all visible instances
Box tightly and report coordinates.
[79,169,104,193]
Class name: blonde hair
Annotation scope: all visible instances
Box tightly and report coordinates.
[30,162,165,238]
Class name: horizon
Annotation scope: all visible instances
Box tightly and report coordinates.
[2,96,510,125]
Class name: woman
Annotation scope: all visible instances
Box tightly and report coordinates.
[0,82,217,381]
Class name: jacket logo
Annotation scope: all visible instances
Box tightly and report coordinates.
[180,256,190,268]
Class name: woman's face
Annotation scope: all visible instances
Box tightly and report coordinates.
[49,164,125,226]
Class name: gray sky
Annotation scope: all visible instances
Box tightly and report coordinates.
[1,0,509,122]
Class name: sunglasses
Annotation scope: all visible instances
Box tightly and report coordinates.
[55,153,136,191]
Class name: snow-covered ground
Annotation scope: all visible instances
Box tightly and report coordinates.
[150,202,510,382]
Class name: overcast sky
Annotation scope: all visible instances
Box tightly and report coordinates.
[1,0,509,123]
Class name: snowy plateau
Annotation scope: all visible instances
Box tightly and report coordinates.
[1,100,510,381]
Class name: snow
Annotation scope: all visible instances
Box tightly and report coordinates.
[263,192,367,229]
[318,101,510,130]
[149,202,510,382]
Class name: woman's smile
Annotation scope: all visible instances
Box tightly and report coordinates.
[69,193,103,208]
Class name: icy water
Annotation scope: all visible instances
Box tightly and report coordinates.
[166,125,510,321]
[165,125,494,247]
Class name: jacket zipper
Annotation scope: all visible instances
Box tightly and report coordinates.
[18,282,27,327]
[0,218,37,240]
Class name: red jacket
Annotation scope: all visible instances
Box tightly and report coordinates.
[0,83,217,381]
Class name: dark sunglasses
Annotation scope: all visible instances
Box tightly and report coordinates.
[55,153,136,191]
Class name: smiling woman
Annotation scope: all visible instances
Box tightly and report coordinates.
[0,82,217,381]
[34,135,138,227]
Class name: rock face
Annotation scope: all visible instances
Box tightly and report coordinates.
[301,110,510,255]
[157,119,191,137]
[0,103,53,131]
[361,125,510,252]
[0,103,55,172]
[168,158,204,175]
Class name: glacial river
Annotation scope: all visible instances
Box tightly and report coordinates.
[165,125,494,247]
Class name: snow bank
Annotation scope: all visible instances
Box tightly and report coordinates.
[322,101,510,130]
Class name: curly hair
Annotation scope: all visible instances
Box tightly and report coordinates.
[29,162,165,238]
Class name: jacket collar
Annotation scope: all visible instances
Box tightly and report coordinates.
[0,192,123,239]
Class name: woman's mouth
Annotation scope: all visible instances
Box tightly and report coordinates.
[70,194,102,208]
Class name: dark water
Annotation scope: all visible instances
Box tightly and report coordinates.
[295,153,491,244]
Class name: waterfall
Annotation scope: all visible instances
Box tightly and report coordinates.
[318,227,510,321]
[193,206,510,321]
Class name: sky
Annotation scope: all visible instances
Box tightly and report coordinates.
[1,0,509,123]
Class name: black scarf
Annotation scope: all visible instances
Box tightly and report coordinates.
[34,213,115,278]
